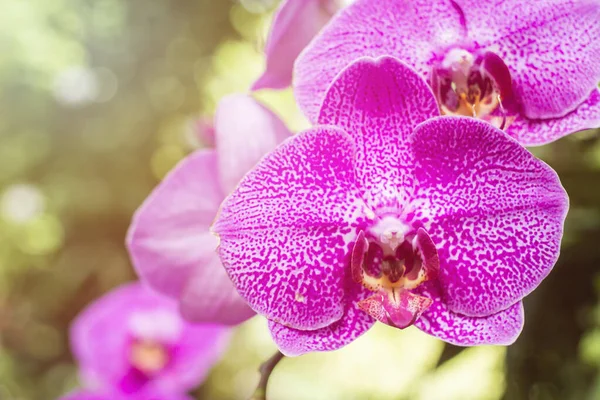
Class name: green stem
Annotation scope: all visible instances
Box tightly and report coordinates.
[249,350,285,400]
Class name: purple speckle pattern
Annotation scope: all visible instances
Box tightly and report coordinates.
[215,57,568,354]
[295,0,600,145]
[414,282,524,346]
[507,89,600,146]
[295,0,464,122]
[318,56,439,211]
[268,282,375,356]
[454,0,600,119]
[214,127,364,330]
[410,116,568,316]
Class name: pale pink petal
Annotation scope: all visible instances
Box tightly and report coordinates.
[127,150,223,299]
[507,89,600,146]
[179,252,255,325]
[409,116,568,317]
[294,0,464,121]
[318,56,439,211]
[454,0,600,119]
[214,94,291,193]
[414,282,524,346]
[252,0,335,90]
[214,127,364,330]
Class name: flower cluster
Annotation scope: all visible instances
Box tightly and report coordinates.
[63,0,600,397]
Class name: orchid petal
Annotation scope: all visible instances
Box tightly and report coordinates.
[454,0,600,119]
[507,89,600,146]
[127,150,222,301]
[414,282,524,345]
[295,0,464,121]
[410,116,568,317]
[214,126,364,330]
[252,0,335,90]
[214,94,291,193]
[268,285,375,356]
[318,56,439,210]
[179,253,255,325]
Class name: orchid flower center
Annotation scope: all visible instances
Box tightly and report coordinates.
[352,216,439,329]
[431,48,514,129]
[129,339,169,375]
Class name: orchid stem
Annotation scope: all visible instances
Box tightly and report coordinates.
[249,350,285,400]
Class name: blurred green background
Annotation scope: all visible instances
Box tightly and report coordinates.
[1,0,600,399]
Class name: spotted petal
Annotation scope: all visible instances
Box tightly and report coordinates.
[507,89,600,146]
[318,56,439,210]
[252,0,335,90]
[268,285,375,356]
[295,0,464,121]
[414,282,524,345]
[214,94,291,193]
[409,116,568,317]
[454,0,600,120]
[214,127,364,330]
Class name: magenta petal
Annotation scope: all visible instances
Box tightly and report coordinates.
[58,390,195,400]
[252,0,334,90]
[214,94,291,193]
[295,0,464,121]
[127,150,222,299]
[268,288,375,356]
[507,89,600,146]
[455,0,600,119]
[214,126,362,330]
[179,253,255,325]
[318,56,439,210]
[410,116,568,317]
[414,283,524,346]
[71,283,228,393]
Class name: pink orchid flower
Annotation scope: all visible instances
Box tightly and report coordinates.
[214,57,568,356]
[127,94,291,325]
[66,282,227,398]
[294,0,600,146]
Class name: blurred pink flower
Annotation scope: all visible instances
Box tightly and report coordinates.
[59,390,193,400]
[67,282,228,398]
[252,0,340,90]
[127,94,291,325]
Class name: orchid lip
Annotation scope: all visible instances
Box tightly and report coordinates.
[352,217,440,329]
[431,48,515,130]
